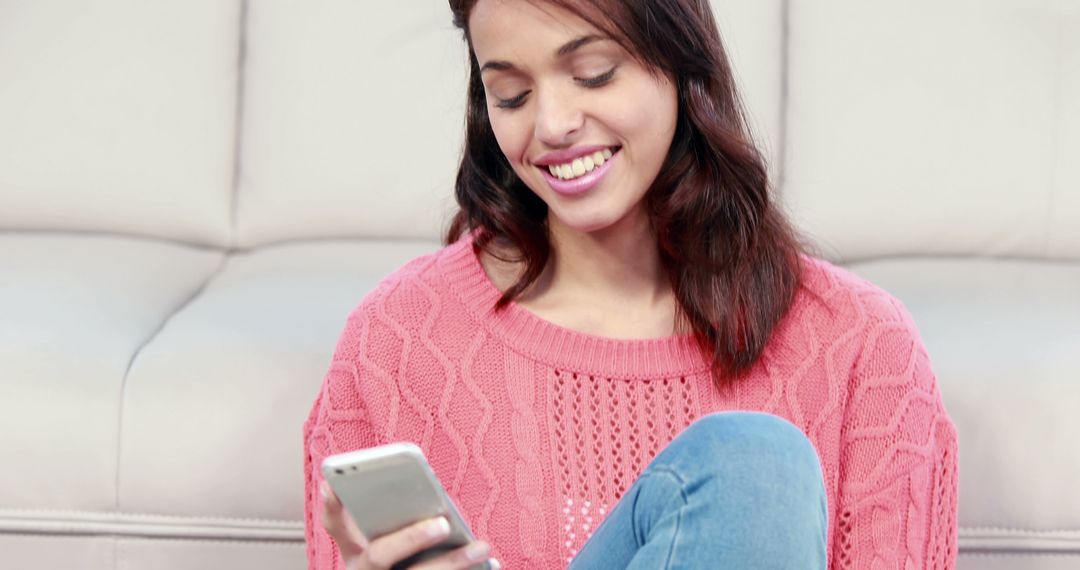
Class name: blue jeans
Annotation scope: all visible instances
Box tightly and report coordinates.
[567,412,828,569]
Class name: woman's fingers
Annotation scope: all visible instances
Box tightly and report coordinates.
[409,541,494,570]
[320,481,366,558]
[363,517,455,568]
[320,480,497,570]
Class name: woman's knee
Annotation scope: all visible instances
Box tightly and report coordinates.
[659,412,824,484]
[638,412,829,555]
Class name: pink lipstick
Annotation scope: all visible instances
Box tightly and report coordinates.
[536,146,620,197]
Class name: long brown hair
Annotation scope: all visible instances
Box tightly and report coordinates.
[446,0,808,383]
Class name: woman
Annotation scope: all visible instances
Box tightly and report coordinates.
[305,0,959,568]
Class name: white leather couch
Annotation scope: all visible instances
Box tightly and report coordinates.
[2,1,1077,569]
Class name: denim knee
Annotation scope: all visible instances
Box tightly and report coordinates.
[652,412,825,494]
[629,412,828,568]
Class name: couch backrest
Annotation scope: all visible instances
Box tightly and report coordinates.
[0,0,238,247]
[0,0,782,249]
[781,0,1080,262]
[234,0,467,248]
[5,1,1074,260]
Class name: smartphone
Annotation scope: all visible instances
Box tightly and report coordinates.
[321,443,493,570]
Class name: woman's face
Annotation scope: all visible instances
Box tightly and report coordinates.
[468,0,679,236]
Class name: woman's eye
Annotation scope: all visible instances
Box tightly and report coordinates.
[491,66,616,109]
[495,91,530,109]
[576,66,617,88]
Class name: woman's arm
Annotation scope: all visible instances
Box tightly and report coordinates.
[831,299,959,569]
[304,318,386,570]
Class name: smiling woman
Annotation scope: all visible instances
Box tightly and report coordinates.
[304,1,959,569]
[447,0,806,359]
[468,3,678,238]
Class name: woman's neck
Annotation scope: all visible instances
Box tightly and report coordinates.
[483,207,679,339]
[541,208,669,306]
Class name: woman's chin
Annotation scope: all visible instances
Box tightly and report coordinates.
[549,212,626,236]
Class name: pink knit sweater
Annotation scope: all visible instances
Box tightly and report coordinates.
[304,235,959,569]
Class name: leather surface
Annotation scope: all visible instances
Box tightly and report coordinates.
[0,235,224,512]
[783,0,1080,262]
[958,553,1080,570]
[0,534,115,570]
[0,1,239,246]
[117,240,439,521]
[0,533,305,570]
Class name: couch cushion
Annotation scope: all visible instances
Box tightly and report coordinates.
[0,235,223,514]
[117,240,439,523]
[0,534,114,570]
[236,0,465,247]
[847,257,1080,559]
[235,0,784,247]
[116,536,305,570]
[783,1,1080,261]
[958,553,1080,570]
[0,1,239,247]
[0,533,307,570]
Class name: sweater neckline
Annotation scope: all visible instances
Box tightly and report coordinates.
[439,235,711,380]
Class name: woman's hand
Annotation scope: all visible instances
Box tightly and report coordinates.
[319,481,495,569]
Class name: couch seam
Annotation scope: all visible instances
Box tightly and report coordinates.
[0,229,226,253]
[962,527,1080,535]
[229,0,249,251]
[959,552,1080,558]
[1041,16,1064,257]
[0,517,303,543]
[117,536,303,546]
[776,0,790,196]
[8,508,1079,537]
[841,250,1080,265]
[0,508,300,526]
[112,253,231,513]
[6,526,1079,553]
[0,531,304,548]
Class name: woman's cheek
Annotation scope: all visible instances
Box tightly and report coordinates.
[490,115,530,168]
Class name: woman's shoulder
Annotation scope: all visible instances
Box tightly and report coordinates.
[795,254,921,335]
[776,254,931,382]
[785,257,950,446]
[342,237,478,327]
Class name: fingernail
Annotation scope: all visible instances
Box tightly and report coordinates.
[488,558,502,570]
[424,517,450,539]
[465,541,490,562]
[319,481,329,500]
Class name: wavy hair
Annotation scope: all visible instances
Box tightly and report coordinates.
[446,0,809,383]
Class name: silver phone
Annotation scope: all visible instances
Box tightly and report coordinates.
[321,443,493,570]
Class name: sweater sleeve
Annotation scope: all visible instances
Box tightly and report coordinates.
[303,315,386,570]
[830,298,959,570]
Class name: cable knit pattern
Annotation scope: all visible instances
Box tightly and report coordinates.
[303,235,959,569]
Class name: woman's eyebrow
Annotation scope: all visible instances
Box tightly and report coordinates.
[555,34,603,57]
[479,34,605,74]
[480,60,515,73]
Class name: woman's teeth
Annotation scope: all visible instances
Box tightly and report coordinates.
[547,148,615,180]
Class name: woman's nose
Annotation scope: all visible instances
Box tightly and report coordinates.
[533,91,584,146]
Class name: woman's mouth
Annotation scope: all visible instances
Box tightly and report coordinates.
[538,146,621,197]
[544,147,615,180]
